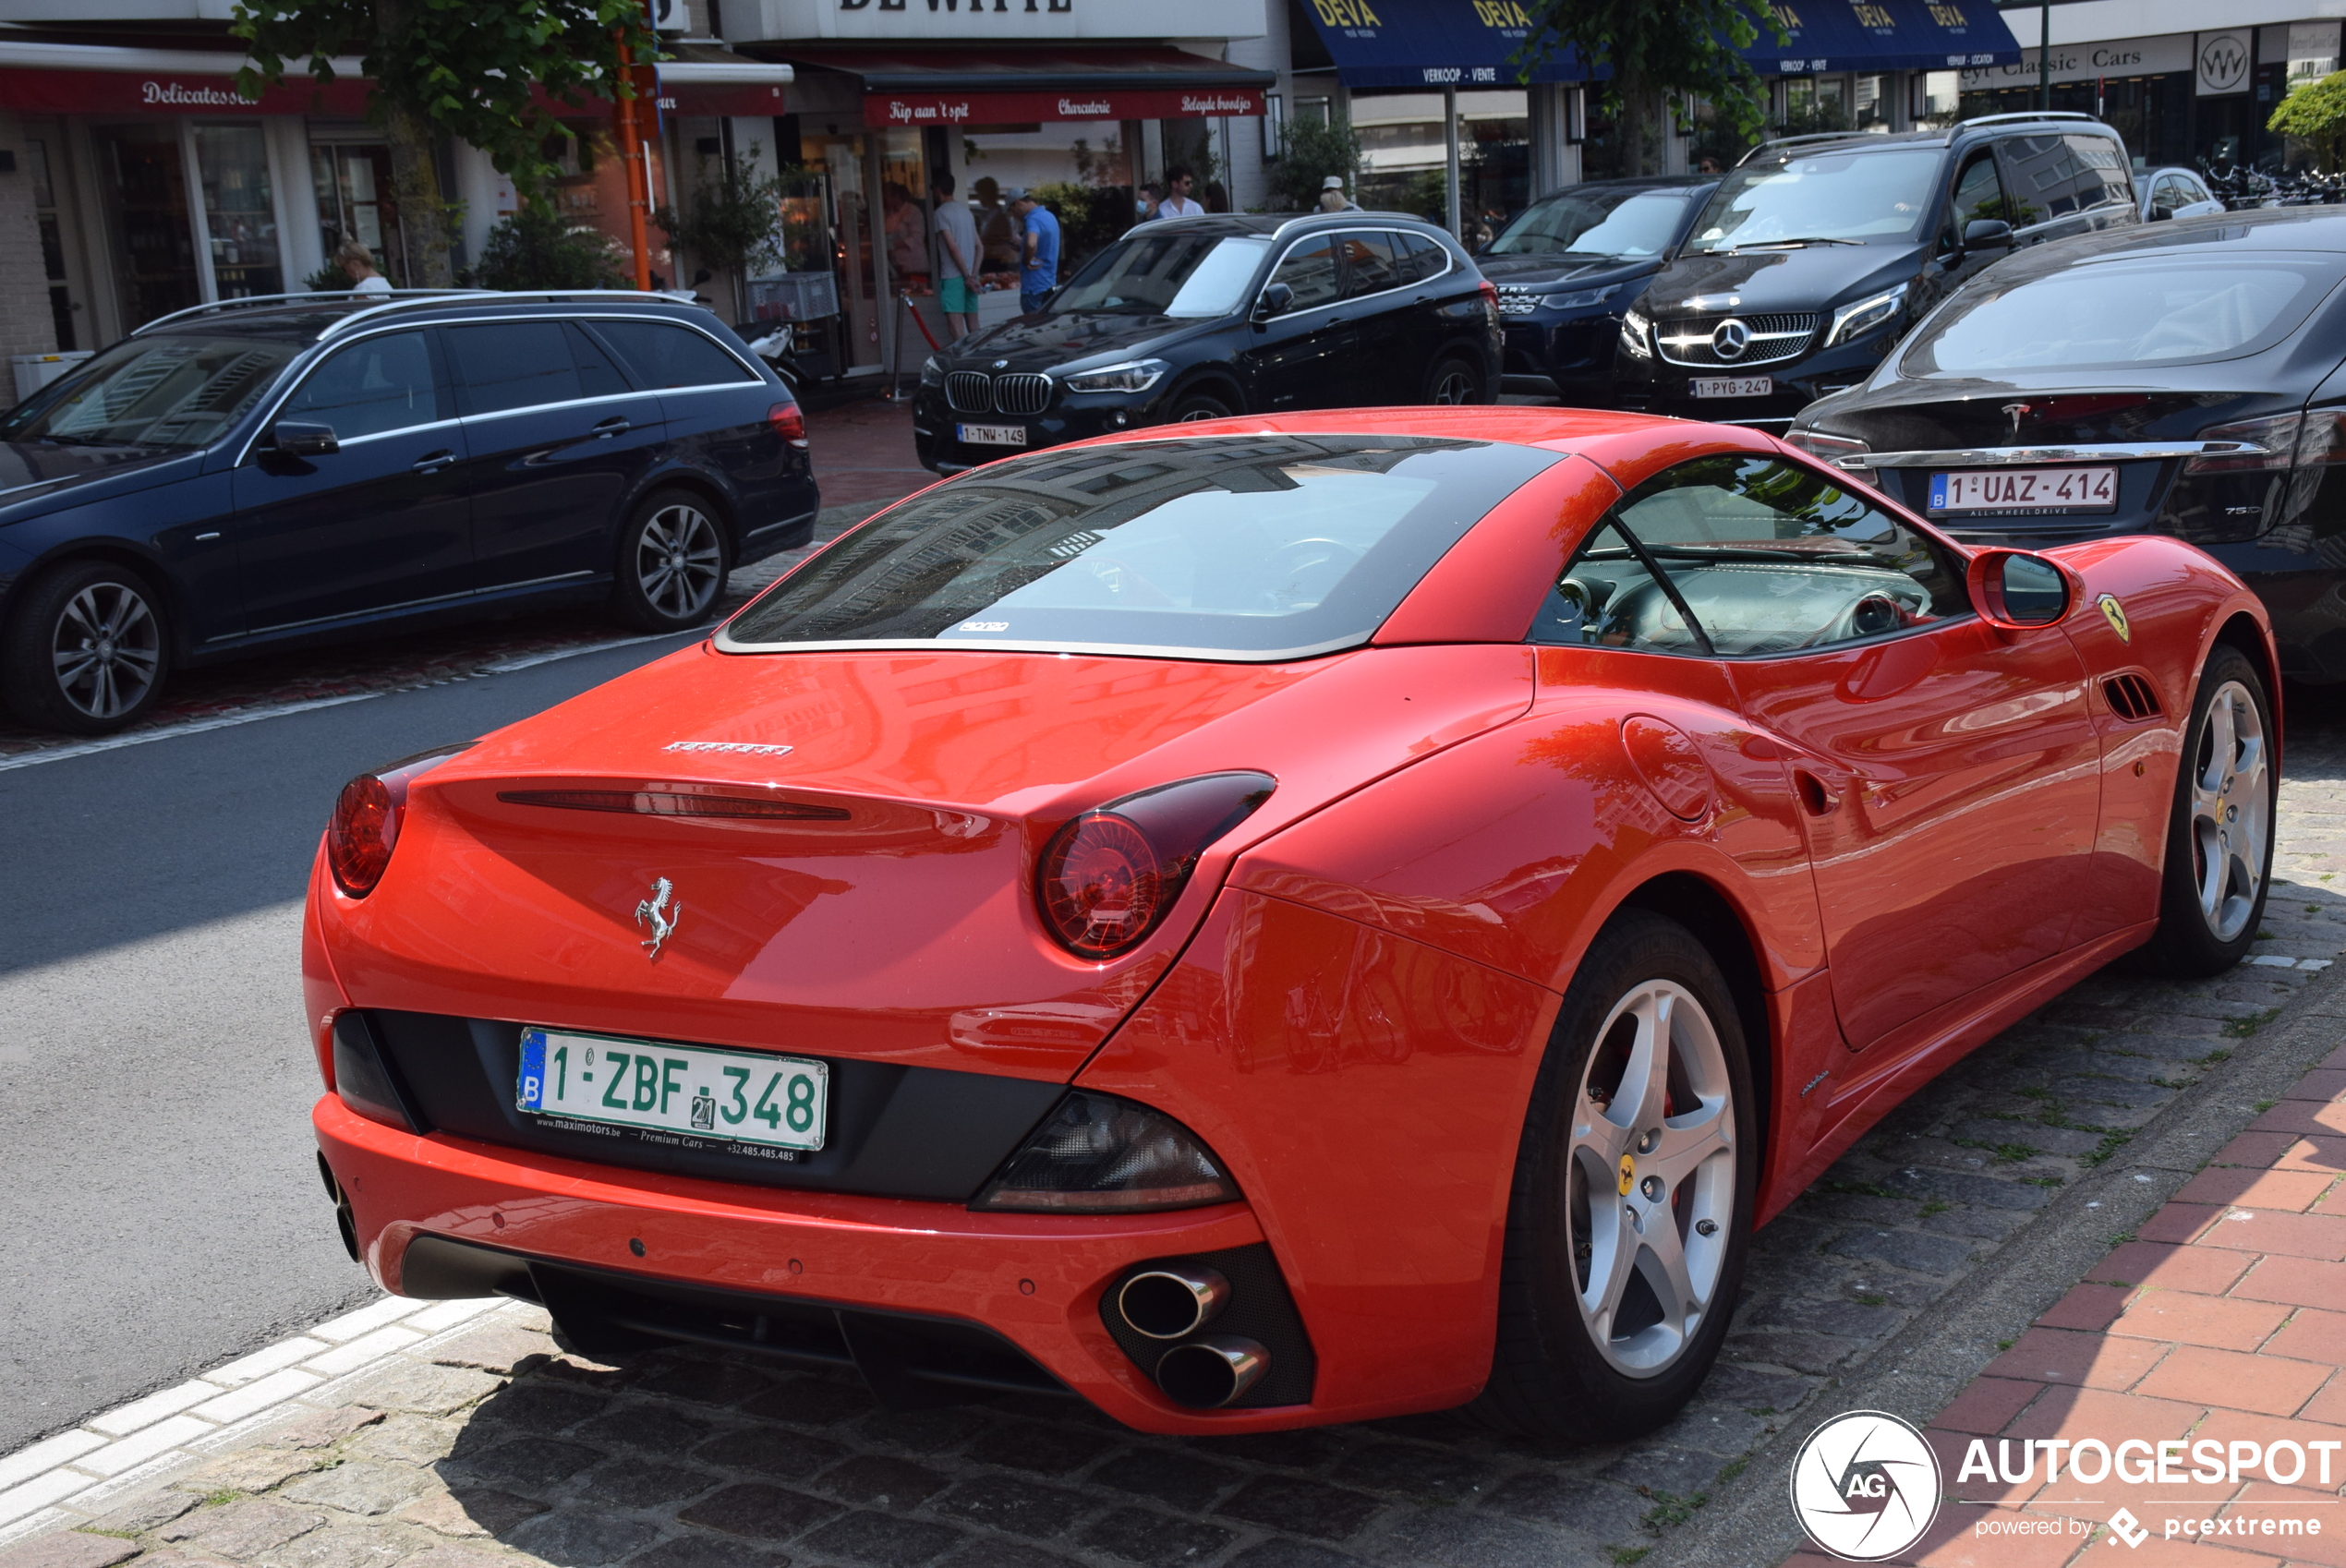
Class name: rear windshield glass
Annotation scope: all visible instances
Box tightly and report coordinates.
[1900,255,2337,374]
[0,334,296,449]
[1685,148,1941,251]
[722,435,1561,661]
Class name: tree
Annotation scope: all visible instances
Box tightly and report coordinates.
[473,206,628,290]
[656,145,793,313]
[2270,70,2346,172]
[232,0,659,286]
[1513,0,1781,176]
[1265,116,1362,211]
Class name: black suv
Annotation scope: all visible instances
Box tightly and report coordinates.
[913,212,1501,473]
[1614,112,2140,428]
[0,291,817,733]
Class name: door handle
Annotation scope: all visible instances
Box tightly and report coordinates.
[1793,768,1840,816]
[412,451,455,475]
[593,417,632,439]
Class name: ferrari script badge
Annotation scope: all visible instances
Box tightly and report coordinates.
[635,876,682,960]
[1617,1153,1637,1197]
[2097,593,2132,643]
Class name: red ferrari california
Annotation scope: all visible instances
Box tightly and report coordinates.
[305,408,2276,1440]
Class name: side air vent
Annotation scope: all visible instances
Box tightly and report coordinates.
[2103,673,2162,722]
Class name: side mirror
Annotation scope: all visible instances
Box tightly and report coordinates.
[1968,548,2073,631]
[1252,281,1295,322]
[272,420,339,456]
[1961,218,2013,250]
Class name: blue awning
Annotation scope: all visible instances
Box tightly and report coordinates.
[1297,0,2019,88]
[1744,0,2022,75]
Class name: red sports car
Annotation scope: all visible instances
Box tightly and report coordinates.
[305,409,2277,1440]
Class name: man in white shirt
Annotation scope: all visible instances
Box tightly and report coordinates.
[1153,167,1204,220]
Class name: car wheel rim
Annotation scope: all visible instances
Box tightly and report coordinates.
[2189,679,2268,943]
[1565,978,1735,1379]
[635,504,722,620]
[1432,369,1475,404]
[51,581,161,721]
[1178,404,1223,423]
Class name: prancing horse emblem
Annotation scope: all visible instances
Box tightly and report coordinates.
[635,877,682,960]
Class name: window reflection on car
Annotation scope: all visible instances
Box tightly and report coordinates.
[1050,234,1273,318]
[1686,149,1942,251]
[1,335,296,449]
[1486,187,1695,258]
[1901,256,2326,374]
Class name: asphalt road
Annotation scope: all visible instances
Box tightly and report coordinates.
[0,632,703,1453]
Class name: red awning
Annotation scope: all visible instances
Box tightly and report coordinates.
[764,47,1269,127]
[0,66,371,115]
[865,85,1262,127]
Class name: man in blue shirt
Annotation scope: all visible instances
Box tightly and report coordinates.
[1008,187,1060,314]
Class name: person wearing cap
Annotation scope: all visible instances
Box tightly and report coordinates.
[1008,187,1060,314]
[1318,174,1360,213]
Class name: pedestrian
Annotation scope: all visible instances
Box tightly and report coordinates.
[1136,181,1162,221]
[336,239,392,294]
[930,170,981,340]
[1155,167,1204,219]
[881,181,929,288]
[1007,187,1060,314]
[1318,174,1360,212]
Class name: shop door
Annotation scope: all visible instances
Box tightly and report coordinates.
[192,125,284,300]
[311,144,404,284]
[91,124,200,328]
[804,134,883,373]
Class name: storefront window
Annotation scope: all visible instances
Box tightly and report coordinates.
[193,124,282,299]
[1957,77,2190,169]
[92,123,200,329]
[877,127,930,295]
[29,139,73,351]
[312,143,404,284]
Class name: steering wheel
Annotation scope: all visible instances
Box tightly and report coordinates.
[1821,591,1909,646]
[1260,537,1364,609]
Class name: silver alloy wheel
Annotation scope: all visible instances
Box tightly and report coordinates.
[51,579,162,721]
[1177,404,1226,423]
[1566,979,1736,1378]
[2189,678,2270,943]
[635,502,723,621]
[1430,366,1477,404]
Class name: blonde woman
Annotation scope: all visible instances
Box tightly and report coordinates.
[336,240,392,294]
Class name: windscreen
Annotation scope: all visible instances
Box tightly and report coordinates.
[723,435,1561,660]
[1685,149,1941,252]
[1900,255,2335,373]
[1487,187,1695,258]
[1049,233,1271,318]
[0,334,298,449]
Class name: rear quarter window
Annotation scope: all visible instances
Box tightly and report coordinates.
[593,320,757,388]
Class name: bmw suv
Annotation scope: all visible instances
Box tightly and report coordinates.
[0,290,817,734]
[913,212,1502,473]
[1614,112,2140,428]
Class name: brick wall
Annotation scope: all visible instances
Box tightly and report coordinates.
[0,107,61,373]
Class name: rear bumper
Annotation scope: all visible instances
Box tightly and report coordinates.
[313,1093,1338,1433]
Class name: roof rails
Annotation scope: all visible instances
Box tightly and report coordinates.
[1737,131,1872,166]
[132,287,694,341]
[1956,110,2105,128]
[1264,208,1444,237]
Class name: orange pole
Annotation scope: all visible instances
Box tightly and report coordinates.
[614,34,652,290]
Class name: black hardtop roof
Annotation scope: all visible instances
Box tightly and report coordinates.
[1739,113,2128,168]
[1984,204,2346,281]
[129,289,724,344]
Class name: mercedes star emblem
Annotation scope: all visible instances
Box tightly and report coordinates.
[1711,320,1752,361]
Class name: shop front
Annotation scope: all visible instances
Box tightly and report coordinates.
[1957,21,2339,172]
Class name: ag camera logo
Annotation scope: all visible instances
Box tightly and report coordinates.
[1791,1410,1943,1561]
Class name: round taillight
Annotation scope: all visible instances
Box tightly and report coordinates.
[328,774,399,897]
[1038,811,1164,959]
[768,401,808,449]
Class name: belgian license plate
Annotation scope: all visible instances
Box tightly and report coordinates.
[958,422,1027,447]
[1691,376,1772,399]
[517,1027,828,1153]
[1929,466,2118,513]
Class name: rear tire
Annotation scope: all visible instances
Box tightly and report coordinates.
[2138,645,2275,977]
[1470,910,1756,1442]
[611,489,730,633]
[1167,388,1236,423]
[1425,355,1486,405]
[0,559,173,735]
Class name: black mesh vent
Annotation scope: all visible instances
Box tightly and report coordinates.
[2104,672,2163,722]
[1097,1243,1316,1409]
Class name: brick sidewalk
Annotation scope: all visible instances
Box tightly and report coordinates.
[1782,1030,2346,1568]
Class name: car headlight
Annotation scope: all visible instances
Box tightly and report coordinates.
[919,355,944,387]
[1059,359,1169,394]
[1826,284,1908,347]
[1619,307,1653,359]
[1542,284,1620,310]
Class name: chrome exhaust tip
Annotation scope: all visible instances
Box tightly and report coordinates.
[1155,1335,1269,1409]
[1116,1265,1231,1340]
